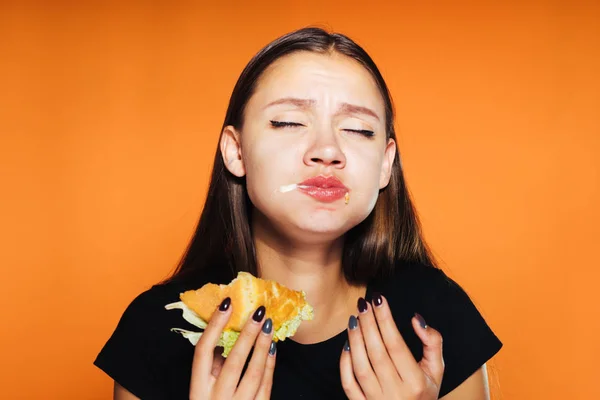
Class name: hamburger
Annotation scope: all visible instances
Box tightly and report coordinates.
[165,272,314,357]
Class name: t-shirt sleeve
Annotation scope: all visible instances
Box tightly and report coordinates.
[431,269,503,397]
[94,290,166,400]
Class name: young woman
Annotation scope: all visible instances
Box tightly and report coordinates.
[95,27,502,400]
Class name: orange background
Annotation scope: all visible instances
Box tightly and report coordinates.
[1,1,598,399]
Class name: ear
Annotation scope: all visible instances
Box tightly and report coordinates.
[379,138,397,189]
[220,125,246,177]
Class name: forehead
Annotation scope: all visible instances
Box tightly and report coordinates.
[249,51,385,113]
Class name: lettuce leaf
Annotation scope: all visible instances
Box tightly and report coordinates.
[166,299,313,358]
[165,301,240,357]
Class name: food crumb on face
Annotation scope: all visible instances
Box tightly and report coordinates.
[278,183,297,193]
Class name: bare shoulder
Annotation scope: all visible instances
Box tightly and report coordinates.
[113,381,141,400]
[439,365,491,400]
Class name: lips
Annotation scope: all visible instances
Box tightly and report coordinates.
[297,176,349,203]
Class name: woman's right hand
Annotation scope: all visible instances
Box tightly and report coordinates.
[189,297,277,400]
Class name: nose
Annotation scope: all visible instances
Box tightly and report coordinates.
[303,130,346,169]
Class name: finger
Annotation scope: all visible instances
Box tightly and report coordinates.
[356,297,401,387]
[413,313,445,385]
[339,340,366,400]
[210,348,226,378]
[347,315,381,397]
[255,341,277,400]
[190,297,232,395]
[371,293,422,383]
[215,305,266,393]
[236,317,275,397]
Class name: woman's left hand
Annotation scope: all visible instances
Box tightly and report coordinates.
[339,293,444,400]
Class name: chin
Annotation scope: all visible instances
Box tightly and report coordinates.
[286,212,369,242]
[283,224,348,245]
[252,198,374,244]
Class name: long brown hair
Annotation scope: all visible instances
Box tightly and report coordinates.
[166,27,436,286]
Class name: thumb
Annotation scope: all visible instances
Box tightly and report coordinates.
[412,313,444,385]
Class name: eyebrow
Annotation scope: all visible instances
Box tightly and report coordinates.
[264,97,381,122]
[264,97,315,109]
[338,102,380,122]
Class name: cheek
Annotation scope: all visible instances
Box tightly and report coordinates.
[243,140,300,204]
[349,147,385,188]
[345,148,386,213]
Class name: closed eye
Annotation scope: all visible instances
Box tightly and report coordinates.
[343,129,375,138]
[270,120,304,128]
[270,121,374,137]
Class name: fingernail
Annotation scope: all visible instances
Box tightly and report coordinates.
[253,305,266,322]
[348,315,358,330]
[343,340,350,352]
[219,297,231,312]
[269,341,277,355]
[357,297,368,313]
[372,292,383,307]
[262,318,273,334]
[415,312,428,329]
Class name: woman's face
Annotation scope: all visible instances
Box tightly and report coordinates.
[222,51,396,243]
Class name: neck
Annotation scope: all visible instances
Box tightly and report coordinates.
[252,214,365,344]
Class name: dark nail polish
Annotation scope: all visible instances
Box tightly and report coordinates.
[372,292,383,307]
[219,297,231,312]
[269,341,277,355]
[348,315,358,330]
[415,313,428,329]
[357,297,368,313]
[343,340,350,352]
[253,305,266,322]
[262,318,273,334]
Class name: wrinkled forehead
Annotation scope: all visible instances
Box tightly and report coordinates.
[246,51,386,119]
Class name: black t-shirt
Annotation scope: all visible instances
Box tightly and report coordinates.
[94,263,502,399]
